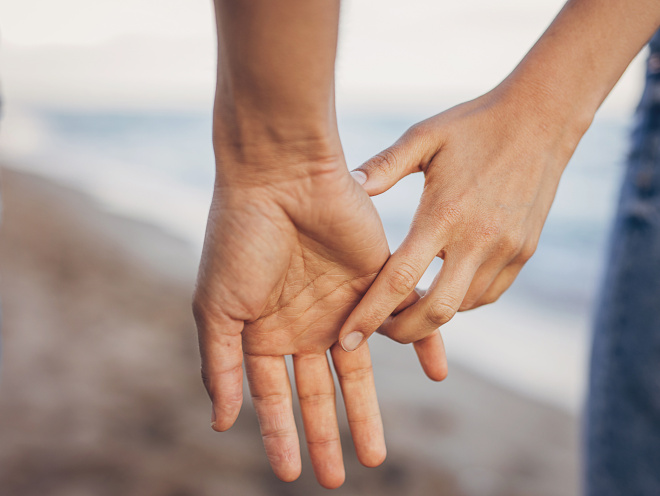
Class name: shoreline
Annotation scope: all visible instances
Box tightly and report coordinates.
[0,167,579,496]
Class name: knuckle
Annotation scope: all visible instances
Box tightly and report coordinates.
[222,388,244,412]
[192,289,227,327]
[306,436,340,448]
[475,220,503,244]
[466,292,502,310]
[481,293,500,306]
[347,412,382,427]
[371,147,400,172]
[434,201,464,229]
[386,262,420,296]
[297,391,335,405]
[389,332,414,345]
[192,288,251,331]
[378,321,415,344]
[251,391,289,407]
[262,426,295,442]
[425,300,457,327]
[337,363,374,382]
[518,240,538,262]
[472,293,499,310]
[404,122,428,142]
[191,292,209,325]
[459,297,478,312]
[499,232,525,258]
[201,368,212,392]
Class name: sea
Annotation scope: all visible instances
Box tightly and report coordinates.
[0,103,633,415]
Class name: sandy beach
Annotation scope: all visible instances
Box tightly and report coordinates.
[0,167,580,496]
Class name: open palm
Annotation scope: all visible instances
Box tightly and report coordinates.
[194,163,393,488]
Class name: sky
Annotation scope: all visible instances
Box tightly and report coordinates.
[0,0,648,114]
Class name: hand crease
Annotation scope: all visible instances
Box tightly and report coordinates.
[347,412,381,426]
[297,391,335,403]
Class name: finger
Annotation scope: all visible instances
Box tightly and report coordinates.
[470,235,538,309]
[331,342,386,468]
[458,260,507,311]
[245,354,301,482]
[293,353,345,489]
[339,216,445,352]
[413,330,448,381]
[377,290,448,381]
[352,124,442,196]
[380,256,480,344]
[392,286,424,314]
[472,262,525,308]
[193,306,245,432]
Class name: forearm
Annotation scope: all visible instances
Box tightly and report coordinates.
[213,0,341,165]
[501,0,660,140]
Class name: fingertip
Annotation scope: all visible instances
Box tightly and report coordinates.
[273,461,302,483]
[359,444,387,468]
[210,415,237,432]
[210,399,242,432]
[318,469,346,489]
[425,361,449,382]
[210,420,232,432]
[275,472,301,484]
[419,347,449,382]
[351,168,385,197]
[350,169,367,186]
[413,331,448,382]
[340,331,365,352]
[354,428,387,468]
[268,440,302,482]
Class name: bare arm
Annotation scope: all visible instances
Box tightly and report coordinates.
[194,0,447,488]
[511,0,660,132]
[212,0,340,157]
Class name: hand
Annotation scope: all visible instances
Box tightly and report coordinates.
[193,142,447,488]
[339,84,586,349]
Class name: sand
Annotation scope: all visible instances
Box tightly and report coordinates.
[0,168,580,496]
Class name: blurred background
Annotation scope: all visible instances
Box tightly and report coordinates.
[0,1,647,495]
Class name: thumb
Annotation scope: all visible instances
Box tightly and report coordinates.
[351,124,440,196]
[193,298,246,432]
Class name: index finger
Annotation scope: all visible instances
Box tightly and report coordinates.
[338,213,445,352]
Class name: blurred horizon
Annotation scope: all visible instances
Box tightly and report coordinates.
[0,0,647,114]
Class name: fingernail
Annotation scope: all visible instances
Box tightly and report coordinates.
[350,170,367,186]
[211,421,218,431]
[341,331,364,352]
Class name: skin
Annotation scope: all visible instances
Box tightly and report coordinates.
[338,0,660,350]
[194,0,446,488]
[196,0,660,488]
[195,142,447,488]
[194,154,389,488]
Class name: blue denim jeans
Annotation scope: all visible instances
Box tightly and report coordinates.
[586,30,660,495]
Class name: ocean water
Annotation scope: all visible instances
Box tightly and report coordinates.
[0,104,631,413]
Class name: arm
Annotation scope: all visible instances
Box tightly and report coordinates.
[194,0,448,487]
[212,0,340,165]
[338,0,660,349]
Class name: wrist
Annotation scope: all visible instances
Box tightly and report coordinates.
[508,62,595,133]
[491,68,594,158]
[212,110,346,188]
[214,83,337,141]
